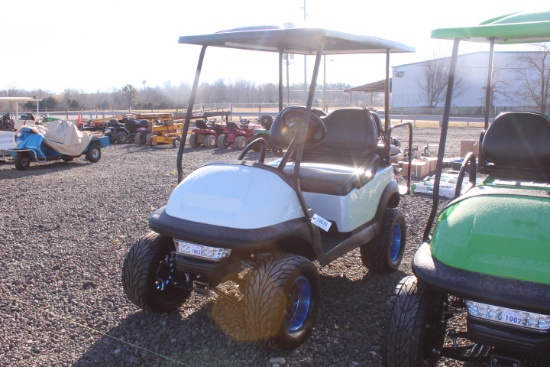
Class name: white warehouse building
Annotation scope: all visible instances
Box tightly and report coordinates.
[391,51,538,109]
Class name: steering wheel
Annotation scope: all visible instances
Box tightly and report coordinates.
[270,106,327,149]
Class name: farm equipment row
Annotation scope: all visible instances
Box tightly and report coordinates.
[83,110,279,151]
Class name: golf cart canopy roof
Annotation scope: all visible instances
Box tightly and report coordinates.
[178,27,415,55]
[431,10,550,44]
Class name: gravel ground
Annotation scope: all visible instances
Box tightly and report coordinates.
[0,126,484,367]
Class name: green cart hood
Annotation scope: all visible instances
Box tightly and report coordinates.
[431,187,550,285]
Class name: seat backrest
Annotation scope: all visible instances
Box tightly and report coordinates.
[303,108,378,165]
[195,119,207,129]
[482,111,550,178]
[226,121,241,130]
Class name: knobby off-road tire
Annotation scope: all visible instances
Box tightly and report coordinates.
[360,208,406,273]
[384,275,448,367]
[122,232,191,312]
[244,253,320,350]
[85,144,101,163]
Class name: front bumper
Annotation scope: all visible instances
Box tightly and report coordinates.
[149,205,312,251]
[413,243,550,355]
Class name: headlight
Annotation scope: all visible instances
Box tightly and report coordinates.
[465,300,550,331]
[174,239,231,262]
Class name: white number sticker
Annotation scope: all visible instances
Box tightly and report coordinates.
[502,310,524,326]
[190,245,203,256]
[311,214,332,232]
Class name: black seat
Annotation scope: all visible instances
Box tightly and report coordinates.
[481,111,550,181]
[226,121,241,130]
[284,108,380,195]
[195,119,208,129]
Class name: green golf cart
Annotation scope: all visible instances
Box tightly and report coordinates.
[384,10,550,367]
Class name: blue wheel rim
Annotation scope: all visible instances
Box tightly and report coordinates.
[285,275,312,332]
[390,223,402,261]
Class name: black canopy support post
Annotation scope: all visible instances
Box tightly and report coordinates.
[422,38,461,242]
[293,43,324,219]
[384,49,391,134]
[279,51,284,112]
[484,38,496,129]
[177,45,207,184]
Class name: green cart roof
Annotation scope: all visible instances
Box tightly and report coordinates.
[178,27,415,55]
[431,10,550,44]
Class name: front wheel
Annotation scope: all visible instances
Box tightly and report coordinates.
[204,134,217,148]
[217,134,229,148]
[145,133,154,146]
[188,133,199,148]
[122,232,191,312]
[244,253,320,350]
[85,144,101,163]
[115,131,128,144]
[360,208,406,273]
[172,137,180,148]
[233,135,247,150]
[14,152,31,170]
[384,276,448,367]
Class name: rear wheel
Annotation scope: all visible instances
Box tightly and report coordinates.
[145,133,154,146]
[135,132,144,145]
[244,253,320,350]
[384,276,447,367]
[14,152,31,170]
[61,155,74,162]
[233,135,248,150]
[204,134,217,148]
[360,208,406,273]
[115,131,128,144]
[85,144,101,163]
[172,137,180,148]
[217,134,230,148]
[122,232,191,312]
[188,133,199,147]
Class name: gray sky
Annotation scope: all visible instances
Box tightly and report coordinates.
[0,0,543,93]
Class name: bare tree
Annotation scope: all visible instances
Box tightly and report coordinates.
[416,52,465,108]
[509,44,550,114]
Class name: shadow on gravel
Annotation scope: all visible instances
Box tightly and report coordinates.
[0,160,96,180]
[72,269,409,367]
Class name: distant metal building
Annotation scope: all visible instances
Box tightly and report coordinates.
[391,51,537,109]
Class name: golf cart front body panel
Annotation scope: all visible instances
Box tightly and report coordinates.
[165,162,303,229]
[430,186,550,285]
